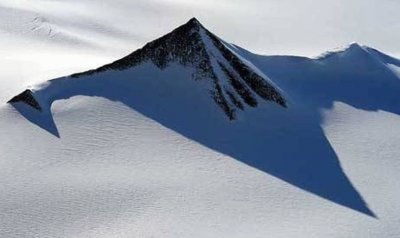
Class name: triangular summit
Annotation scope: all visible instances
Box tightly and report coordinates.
[9,18,286,120]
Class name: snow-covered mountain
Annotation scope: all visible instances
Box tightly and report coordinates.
[9,18,286,121]
[2,16,400,238]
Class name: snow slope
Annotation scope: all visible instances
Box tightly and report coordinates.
[1,7,400,238]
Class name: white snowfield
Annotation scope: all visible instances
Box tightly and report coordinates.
[1,2,400,238]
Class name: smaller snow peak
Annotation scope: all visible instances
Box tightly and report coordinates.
[332,42,373,58]
[336,42,365,53]
[8,89,42,111]
[316,42,369,60]
[339,42,378,61]
[348,42,362,48]
[346,42,366,52]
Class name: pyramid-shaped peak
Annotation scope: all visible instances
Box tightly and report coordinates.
[10,17,286,121]
[188,17,201,25]
[180,17,207,32]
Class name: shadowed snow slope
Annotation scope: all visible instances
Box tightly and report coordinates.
[8,19,399,218]
[240,43,400,115]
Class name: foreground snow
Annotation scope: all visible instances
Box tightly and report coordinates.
[4,97,398,238]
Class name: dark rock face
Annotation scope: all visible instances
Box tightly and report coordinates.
[218,62,258,108]
[206,31,286,108]
[8,89,42,111]
[9,18,286,119]
[71,18,214,80]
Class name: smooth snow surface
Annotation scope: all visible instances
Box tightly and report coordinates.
[1,3,400,238]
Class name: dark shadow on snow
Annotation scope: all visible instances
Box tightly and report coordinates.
[11,102,60,138]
